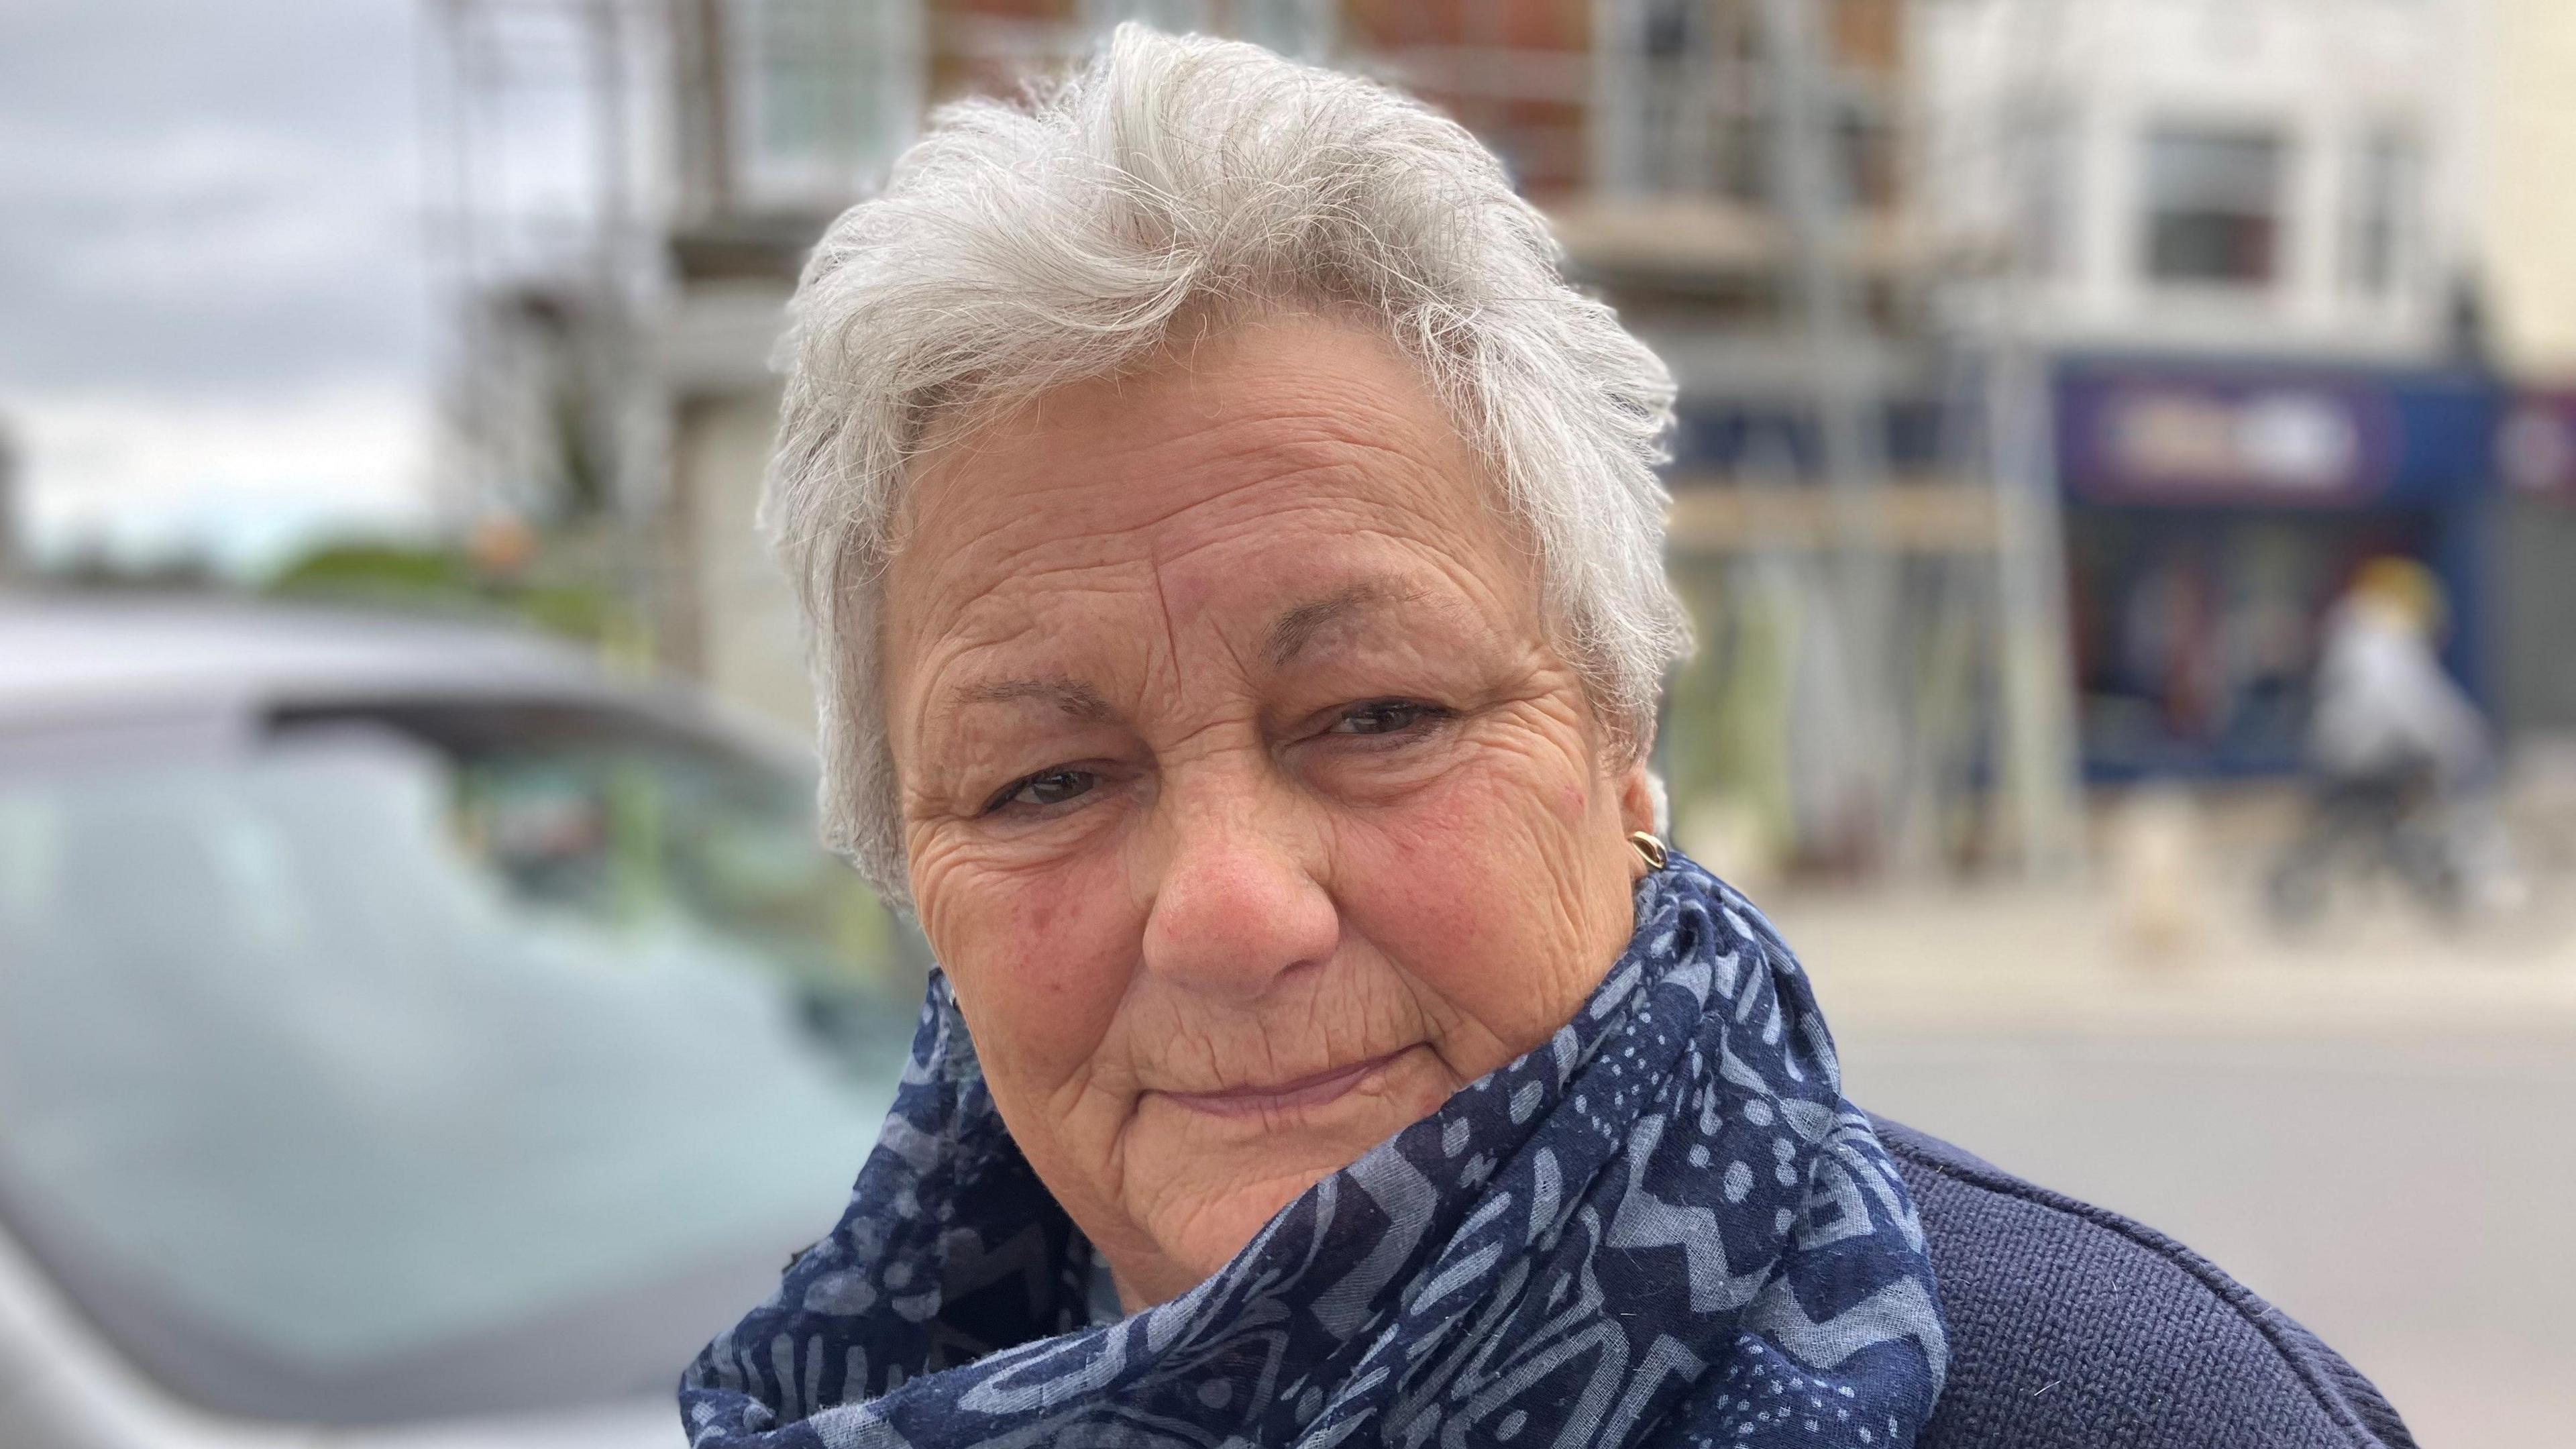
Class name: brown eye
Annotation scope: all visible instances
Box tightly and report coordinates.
[1330,700,1446,737]
[990,768,1097,813]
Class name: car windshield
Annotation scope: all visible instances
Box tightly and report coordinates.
[0,698,917,1424]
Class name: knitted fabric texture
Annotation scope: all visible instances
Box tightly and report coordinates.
[1870,1118,2417,1449]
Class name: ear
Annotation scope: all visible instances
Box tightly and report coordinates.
[1613,757,1660,840]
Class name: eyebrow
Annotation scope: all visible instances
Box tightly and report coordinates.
[947,675,1114,718]
[1265,580,1428,667]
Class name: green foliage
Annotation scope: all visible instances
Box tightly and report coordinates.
[268,542,479,597]
[263,538,637,649]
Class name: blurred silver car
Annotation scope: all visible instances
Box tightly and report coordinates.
[0,597,918,1447]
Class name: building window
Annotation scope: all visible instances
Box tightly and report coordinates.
[1593,0,1726,196]
[2142,126,2286,287]
[738,0,922,206]
[1595,0,1890,207]
[1079,0,1332,60]
[1081,0,1210,39]
[1227,0,1335,62]
[2344,128,2422,301]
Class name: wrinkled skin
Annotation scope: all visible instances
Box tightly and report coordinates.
[883,312,1656,1311]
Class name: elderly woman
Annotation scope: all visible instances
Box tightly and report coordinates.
[682,28,2410,1449]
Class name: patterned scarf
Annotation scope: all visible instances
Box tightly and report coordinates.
[680,853,1945,1448]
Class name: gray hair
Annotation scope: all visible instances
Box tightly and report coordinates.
[765,24,1688,906]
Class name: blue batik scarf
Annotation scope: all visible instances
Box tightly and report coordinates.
[680,852,1946,1448]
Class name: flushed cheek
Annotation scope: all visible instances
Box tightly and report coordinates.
[1336,769,1611,1061]
[926,859,1144,1099]
[1347,746,1590,916]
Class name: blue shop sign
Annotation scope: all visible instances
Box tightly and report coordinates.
[2053,358,2502,781]
[2056,359,2495,508]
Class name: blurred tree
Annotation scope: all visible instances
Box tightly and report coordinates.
[265,537,638,653]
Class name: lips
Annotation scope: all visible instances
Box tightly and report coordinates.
[1157,1049,1410,1118]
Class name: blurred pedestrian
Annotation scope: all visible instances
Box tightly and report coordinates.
[2268,556,2499,922]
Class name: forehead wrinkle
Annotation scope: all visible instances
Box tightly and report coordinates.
[910,447,1397,607]
[905,351,1490,586]
[924,367,1467,536]
[1173,407,1464,511]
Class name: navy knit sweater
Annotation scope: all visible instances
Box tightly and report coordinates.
[1870,1116,2418,1449]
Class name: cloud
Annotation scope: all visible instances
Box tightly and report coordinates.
[0,0,445,563]
[8,383,439,576]
[0,0,432,396]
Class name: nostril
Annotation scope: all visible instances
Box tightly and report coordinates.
[1267,952,1332,990]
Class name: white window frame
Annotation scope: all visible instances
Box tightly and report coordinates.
[731,0,925,210]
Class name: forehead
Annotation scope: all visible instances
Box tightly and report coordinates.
[883,315,1525,655]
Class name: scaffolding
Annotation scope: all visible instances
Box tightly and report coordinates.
[417,0,2087,880]
[421,0,665,653]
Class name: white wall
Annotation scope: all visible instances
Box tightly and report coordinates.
[2478,0,2576,379]
[1917,0,2475,360]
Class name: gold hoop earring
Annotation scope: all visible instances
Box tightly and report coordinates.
[1628,830,1669,871]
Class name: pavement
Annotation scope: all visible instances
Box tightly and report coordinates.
[1754,882,2576,1447]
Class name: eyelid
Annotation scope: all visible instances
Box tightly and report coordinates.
[981,767,1066,816]
[973,700,1451,814]
[979,762,1113,817]
[1320,698,1456,737]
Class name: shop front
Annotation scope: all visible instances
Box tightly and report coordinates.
[2055,357,2499,779]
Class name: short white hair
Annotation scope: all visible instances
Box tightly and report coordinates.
[766,24,1688,906]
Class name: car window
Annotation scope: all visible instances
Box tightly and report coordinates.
[0,698,918,1424]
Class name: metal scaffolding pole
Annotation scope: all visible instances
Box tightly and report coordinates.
[1755,0,1902,868]
[1986,333,2086,877]
[1984,0,2087,877]
[423,0,669,661]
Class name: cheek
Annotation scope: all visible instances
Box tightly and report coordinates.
[1334,746,1617,1056]
[919,850,1142,1096]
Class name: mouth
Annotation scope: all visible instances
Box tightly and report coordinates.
[1157,1049,1411,1119]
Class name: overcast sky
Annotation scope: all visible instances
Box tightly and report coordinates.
[1,0,440,573]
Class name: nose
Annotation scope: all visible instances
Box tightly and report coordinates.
[1138,770,1339,1000]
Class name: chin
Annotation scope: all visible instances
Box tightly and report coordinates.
[1171,1171,1330,1279]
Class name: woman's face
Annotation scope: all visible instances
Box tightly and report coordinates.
[883,313,1654,1308]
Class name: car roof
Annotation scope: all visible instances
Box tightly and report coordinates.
[0,592,635,729]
